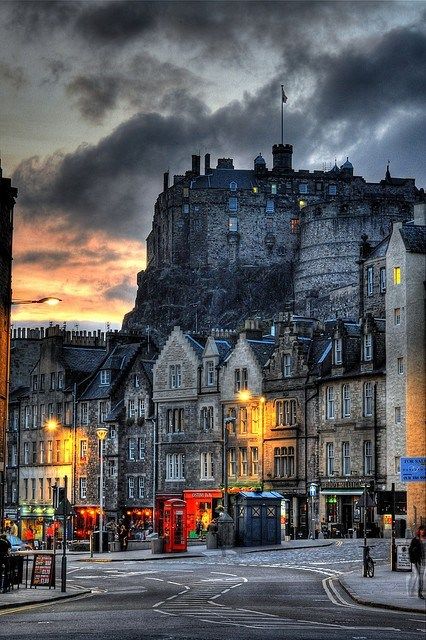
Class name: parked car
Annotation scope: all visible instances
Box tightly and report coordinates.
[6,534,32,551]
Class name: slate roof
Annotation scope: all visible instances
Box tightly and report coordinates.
[366,235,389,259]
[191,169,256,190]
[247,339,276,367]
[105,399,124,422]
[185,334,207,356]
[399,225,426,254]
[214,339,234,361]
[141,360,155,386]
[80,343,140,400]
[61,347,106,375]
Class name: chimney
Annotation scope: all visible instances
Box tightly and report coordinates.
[204,153,211,174]
[163,171,169,192]
[272,144,293,171]
[192,155,200,176]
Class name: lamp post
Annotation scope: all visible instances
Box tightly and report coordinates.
[11,297,62,306]
[96,427,108,553]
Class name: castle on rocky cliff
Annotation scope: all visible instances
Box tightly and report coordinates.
[123,143,422,338]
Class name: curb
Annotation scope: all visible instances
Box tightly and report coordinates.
[0,588,92,611]
[79,553,205,563]
[338,579,426,614]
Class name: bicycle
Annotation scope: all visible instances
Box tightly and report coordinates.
[363,545,375,578]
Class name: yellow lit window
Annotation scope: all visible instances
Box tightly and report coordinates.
[252,186,258,194]
[393,266,401,285]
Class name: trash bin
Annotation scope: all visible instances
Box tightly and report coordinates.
[151,537,164,554]
[92,530,109,552]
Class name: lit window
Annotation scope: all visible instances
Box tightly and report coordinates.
[271,183,277,194]
[298,199,307,209]
[79,439,88,460]
[290,218,299,233]
[239,407,248,434]
[229,181,237,191]
[367,266,373,296]
[239,448,248,476]
[393,266,401,285]
[228,197,238,211]
[251,406,259,434]
[394,308,401,325]
[252,186,258,194]
[397,357,404,374]
[228,216,238,232]
[250,447,259,475]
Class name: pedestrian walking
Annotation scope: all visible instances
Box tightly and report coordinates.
[409,525,426,599]
[118,524,128,551]
[0,534,11,593]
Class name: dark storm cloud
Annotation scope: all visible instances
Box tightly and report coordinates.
[0,61,27,89]
[7,0,81,37]
[314,26,426,123]
[66,54,205,124]
[17,249,72,267]
[104,278,136,303]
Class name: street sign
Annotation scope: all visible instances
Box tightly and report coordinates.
[308,483,317,497]
[400,457,426,482]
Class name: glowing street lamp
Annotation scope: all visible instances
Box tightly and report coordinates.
[96,427,108,553]
[12,297,62,306]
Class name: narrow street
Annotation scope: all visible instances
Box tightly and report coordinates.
[0,541,424,640]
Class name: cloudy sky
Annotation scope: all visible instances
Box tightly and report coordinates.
[2,0,425,331]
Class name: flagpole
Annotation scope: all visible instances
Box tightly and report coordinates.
[281,84,284,145]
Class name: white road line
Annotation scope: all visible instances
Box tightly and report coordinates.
[211,571,238,577]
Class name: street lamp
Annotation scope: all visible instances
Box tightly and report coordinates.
[12,297,62,306]
[96,427,108,553]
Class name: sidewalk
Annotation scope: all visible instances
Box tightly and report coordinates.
[0,540,424,614]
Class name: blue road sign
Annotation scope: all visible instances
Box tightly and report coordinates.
[400,457,426,482]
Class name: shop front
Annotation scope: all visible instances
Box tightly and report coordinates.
[74,506,101,539]
[183,490,223,538]
[20,505,56,547]
[320,488,364,537]
[122,507,153,540]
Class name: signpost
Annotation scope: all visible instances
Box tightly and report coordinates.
[30,554,55,588]
[400,457,426,482]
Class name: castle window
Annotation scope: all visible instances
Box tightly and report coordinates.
[395,406,402,424]
[367,266,373,296]
[290,218,299,233]
[266,199,274,213]
[228,216,238,232]
[228,197,238,211]
[380,267,386,293]
[397,357,404,374]
[315,182,322,192]
[299,183,308,194]
[393,266,401,285]
[328,184,337,196]
[182,204,189,214]
[252,186,258,194]
[229,181,237,191]
[183,188,189,198]
[394,308,401,325]
[271,183,277,194]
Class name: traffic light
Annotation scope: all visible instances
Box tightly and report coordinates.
[53,486,65,509]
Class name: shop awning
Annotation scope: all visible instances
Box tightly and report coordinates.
[321,489,364,495]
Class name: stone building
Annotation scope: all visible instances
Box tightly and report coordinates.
[316,316,387,537]
[0,165,17,517]
[123,146,421,338]
[385,205,426,532]
[152,326,235,535]
[262,315,327,538]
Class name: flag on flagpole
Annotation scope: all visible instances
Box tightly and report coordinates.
[281,86,288,103]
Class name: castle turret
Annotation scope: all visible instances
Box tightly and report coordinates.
[272,143,293,171]
[191,155,200,176]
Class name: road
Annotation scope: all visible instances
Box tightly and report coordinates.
[0,540,424,640]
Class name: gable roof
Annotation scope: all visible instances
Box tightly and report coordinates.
[80,343,140,401]
[247,339,276,367]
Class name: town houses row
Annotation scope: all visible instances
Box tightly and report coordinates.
[4,208,425,543]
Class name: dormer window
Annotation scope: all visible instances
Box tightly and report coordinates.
[333,338,342,365]
[229,181,237,191]
[283,354,291,377]
[100,370,111,385]
[206,361,215,386]
[363,334,373,361]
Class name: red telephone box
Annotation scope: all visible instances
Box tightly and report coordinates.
[163,499,187,553]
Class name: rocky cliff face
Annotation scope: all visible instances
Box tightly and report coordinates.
[122,262,294,340]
